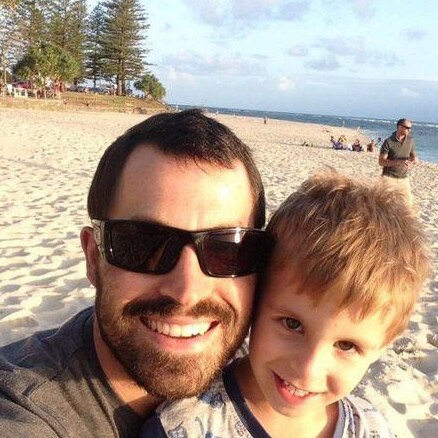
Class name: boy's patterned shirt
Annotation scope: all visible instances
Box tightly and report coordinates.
[140,361,394,438]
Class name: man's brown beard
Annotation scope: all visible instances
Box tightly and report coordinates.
[94,269,251,400]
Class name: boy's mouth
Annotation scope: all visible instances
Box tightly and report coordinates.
[281,379,311,397]
[275,373,318,399]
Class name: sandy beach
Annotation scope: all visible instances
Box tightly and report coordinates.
[0,108,437,436]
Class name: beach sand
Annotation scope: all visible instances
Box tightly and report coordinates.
[0,108,437,436]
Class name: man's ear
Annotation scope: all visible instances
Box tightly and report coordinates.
[81,226,99,287]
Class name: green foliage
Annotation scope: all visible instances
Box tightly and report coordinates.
[85,2,105,87]
[16,0,49,47]
[134,72,166,100]
[0,0,20,8]
[0,1,21,83]
[99,0,149,95]
[6,0,166,99]
[13,42,80,88]
[48,0,88,80]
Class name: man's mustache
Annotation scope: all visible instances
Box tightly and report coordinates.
[124,296,233,324]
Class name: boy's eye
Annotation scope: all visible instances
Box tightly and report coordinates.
[284,317,302,332]
[336,341,356,352]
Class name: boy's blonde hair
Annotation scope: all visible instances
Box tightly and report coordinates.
[266,170,430,343]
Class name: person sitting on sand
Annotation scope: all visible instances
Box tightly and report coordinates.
[338,135,348,148]
[367,139,376,152]
[352,138,363,152]
[330,135,344,150]
[376,137,382,148]
[140,171,430,438]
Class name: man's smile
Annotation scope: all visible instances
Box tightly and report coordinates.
[141,317,214,338]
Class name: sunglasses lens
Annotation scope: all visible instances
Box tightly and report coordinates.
[202,230,264,276]
[105,221,268,277]
[110,222,184,274]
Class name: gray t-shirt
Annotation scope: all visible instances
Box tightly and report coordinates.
[0,307,143,438]
[380,132,415,178]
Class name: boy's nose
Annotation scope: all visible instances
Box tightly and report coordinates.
[294,344,332,388]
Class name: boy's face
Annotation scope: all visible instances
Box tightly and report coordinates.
[247,267,392,422]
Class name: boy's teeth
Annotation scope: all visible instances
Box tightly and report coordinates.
[147,320,210,337]
[282,379,310,397]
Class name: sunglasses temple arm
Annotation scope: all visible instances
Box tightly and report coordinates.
[92,221,107,260]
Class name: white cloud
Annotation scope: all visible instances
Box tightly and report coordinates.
[162,50,265,77]
[351,0,375,20]
[286,45,309,57]
[401,87,420,98]
[183,0,310,27]
[306,56,340,71]
[167,67,197,84]
[400,29,427,40]
[278,76,296,91]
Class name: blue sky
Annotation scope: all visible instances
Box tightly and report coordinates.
[89,0,438,122]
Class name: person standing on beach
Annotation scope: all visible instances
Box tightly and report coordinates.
[0,109,270,437]
[379,118,418,205]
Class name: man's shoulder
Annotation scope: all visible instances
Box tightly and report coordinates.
[0,307,94,396]
[0,307,134,438]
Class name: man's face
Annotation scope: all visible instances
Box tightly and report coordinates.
[397,120,412,137]
[244,267,390,425]
[90,146,256,400]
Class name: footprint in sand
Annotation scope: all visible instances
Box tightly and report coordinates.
[0,284,21,293]
[3,296,21,305]
[387,380,430,406]
[30,295,65,313]
[408,350,438,375]
[30,268,53,277]
[431,391,438,415]
[27,274,66,287]
[58,257,83,270]
[427,333,438,348]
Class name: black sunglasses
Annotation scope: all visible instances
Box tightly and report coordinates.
[400,125,412,130]
[92,219,272,278]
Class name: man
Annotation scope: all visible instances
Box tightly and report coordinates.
[379,118,418,205]
[0,109,269,437]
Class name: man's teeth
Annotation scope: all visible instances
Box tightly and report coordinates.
[282,379,311,397]
[148,320,211,337]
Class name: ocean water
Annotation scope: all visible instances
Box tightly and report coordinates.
[176,105,438,164]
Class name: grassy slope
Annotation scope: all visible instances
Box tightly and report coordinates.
[0,91,169,114]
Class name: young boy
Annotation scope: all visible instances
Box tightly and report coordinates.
[140,171,430,438]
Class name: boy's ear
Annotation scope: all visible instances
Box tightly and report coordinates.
[80,226,99,287]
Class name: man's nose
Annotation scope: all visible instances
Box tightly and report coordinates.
[157,245,216,306]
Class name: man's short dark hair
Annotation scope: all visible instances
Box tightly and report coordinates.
[396,118,409,127]
[87,109,266,228]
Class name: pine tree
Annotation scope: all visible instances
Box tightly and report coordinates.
[16,0,48,49]
[48,0,88,83]
[85,2,105,88]
[100,0,149,95]
[0,1,21,84]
